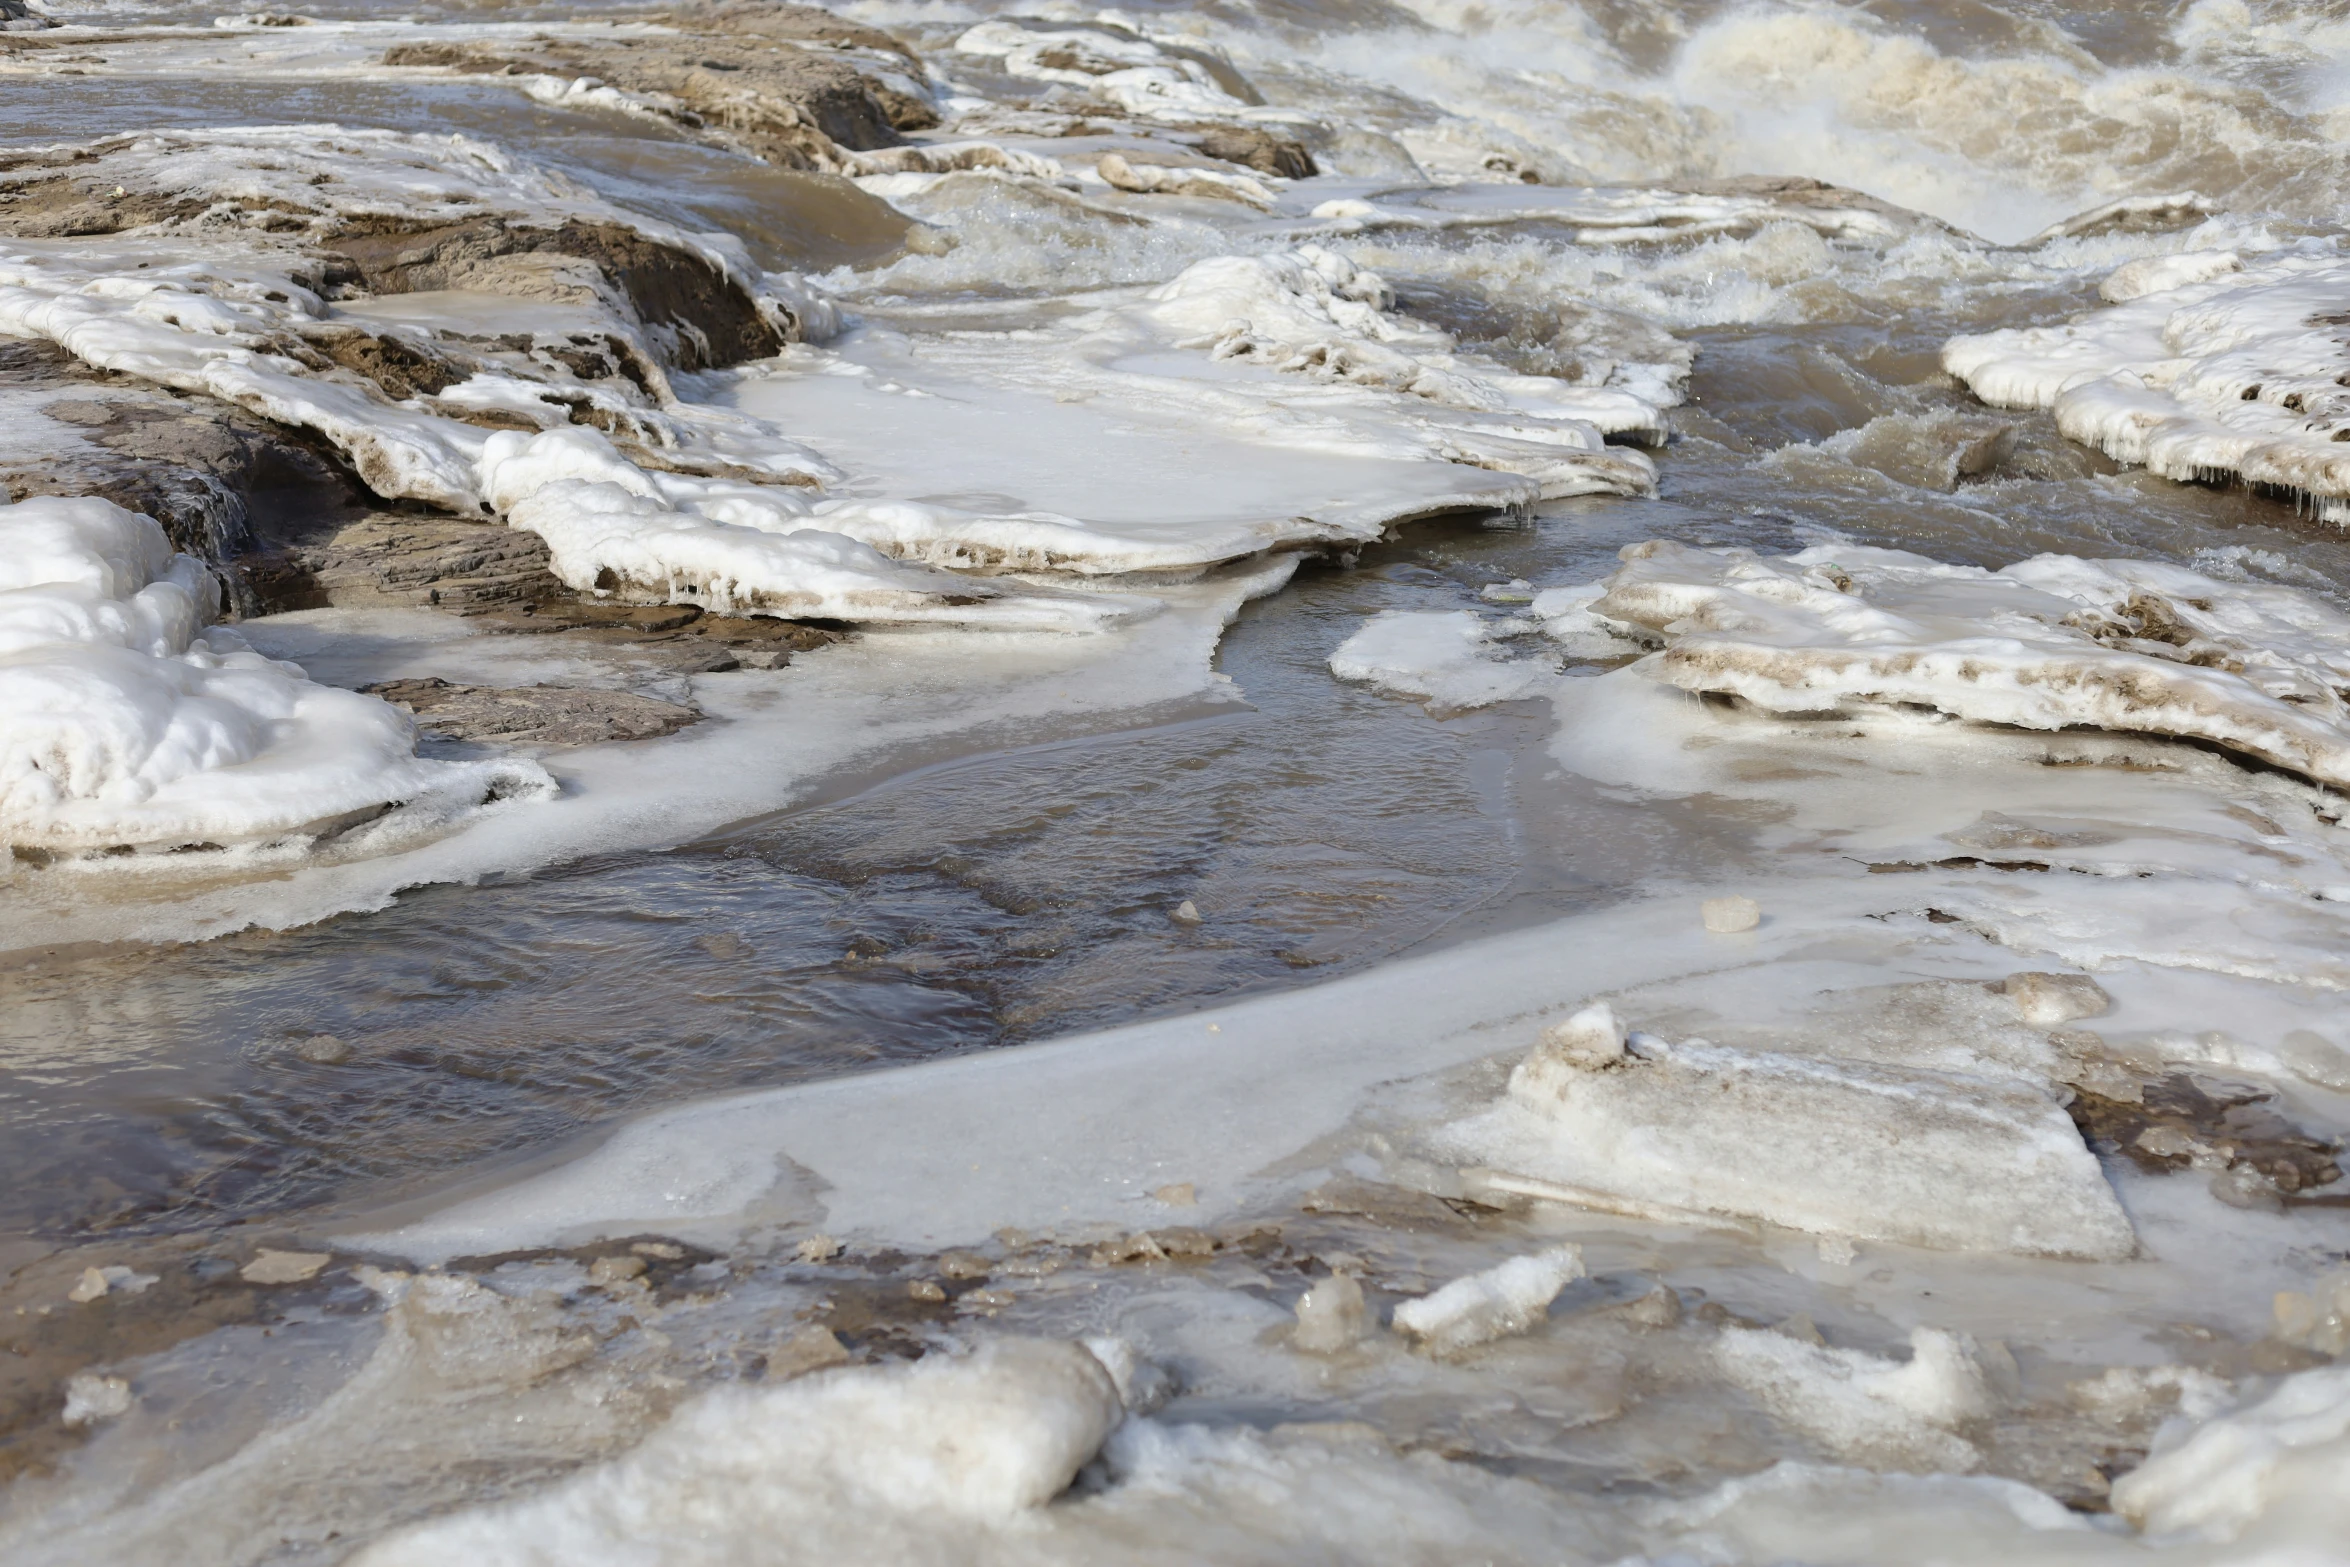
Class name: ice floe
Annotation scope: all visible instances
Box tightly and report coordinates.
[0,494,550,858]
[1946,248,2350,519]
[1327,608,1553,710]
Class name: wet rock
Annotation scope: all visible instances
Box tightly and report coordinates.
[0,0,57,30]
[1092,1227,1217,1264]
[364,678,702,746]
[1189,123,1317,178]
[240,1249,331,1285]
[381,27,923,172]
[267,513,566,614]
[906,1279,947,1303]
[587,1255,649,1288]
[762,1324,851,1380]
[1151,1181,1197,1207]
[2067,1072,2343,1197]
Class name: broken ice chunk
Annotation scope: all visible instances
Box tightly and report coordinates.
[1438,1025,2137,1259]
[1291,1273,1370,1354]
[1995,971,2111,1027]
[1701,896,1762,933]
[1390,1244,1583,1356]
[1716,1325,1991,1474]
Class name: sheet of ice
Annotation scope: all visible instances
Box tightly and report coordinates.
[1583,539,2350,790]
[1430,1013,2137,1259]
[1327,609,1555,709]
[1310,183,1916,246]
[0,495,551,857]
[1945,248,2350,518]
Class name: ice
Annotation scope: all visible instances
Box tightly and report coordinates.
[954,18,1250,118]
[350,1339,1127,1564]
[1583,539,2350,791]
[1433,1011,2137,1258]
[1327,609,1554,710]
[2109,1365,2350,1541]
[0,495,551,858]
[1945,248,2350,519]
[1390,1245,1585,1356]
[1715,1325,1991,1473]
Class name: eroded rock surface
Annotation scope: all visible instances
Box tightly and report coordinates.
[366,677,703,745]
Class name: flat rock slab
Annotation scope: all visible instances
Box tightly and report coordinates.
[367,677,700,745]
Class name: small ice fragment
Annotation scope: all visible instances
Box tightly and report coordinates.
[1701,896,1762,933]
[630,1241,686,1260]
[67,1268,109,1304]
[908,1280,948,1303]
[1480,578,1535,603]
[1531,1003,1627,1072]
[65,1265,153,1303]
[939,1250,992,1280]
[293,1034,353,1065]
[1614,1284,1683,1330]
[1817,1236,1859,1266]
[61,1373,132,1426]
[587,1255,648,1287]
[1997,972,2111,1026]
[795,1234,842,1263]
[1291,1272,1369,1354]
[2209,1166,2285,1214]
[1152,1182,1196,1207]
[1170,900,1202,926]
[240,1250,330,1285]
[1391,1244,1584,1356]
[1079,1336,1172,1414]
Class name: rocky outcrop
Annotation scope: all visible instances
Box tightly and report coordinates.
[380,20,939,173]
[365,678,703,744]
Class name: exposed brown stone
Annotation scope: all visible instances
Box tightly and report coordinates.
[2069,1072,2343,1198]
[365,677,703,745]
[1191,124,1317,179]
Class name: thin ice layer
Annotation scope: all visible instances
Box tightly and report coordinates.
[1585,540,2350,790]
[1327,609,1555,709]
[0,495,551,855]
[1943,248,2350,518]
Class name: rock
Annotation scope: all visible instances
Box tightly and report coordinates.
[60,1374,131,1426]
[763,1324,851,1380]
[1190,123,1317,178]
[1700,895,1762,933]
[2067,1072,2342,1195]
[66,1265,157,1304]
[1096,152,1274,207]
[240,1249,330,1285]
[1291,1272,1369,1353]
[364,678,701,746]
[1151,1181,1196,1207]
[587,1255,649,1287]
[1996,971,2112,1026]
[938,1250,992,1280]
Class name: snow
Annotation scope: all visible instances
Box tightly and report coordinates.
[2110,1366,2350,1541]
[0,495,551,857]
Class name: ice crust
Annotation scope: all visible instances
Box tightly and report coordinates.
[0,496,551,855]
[1587,539,2350,790]
[2110,1365,2350,1541]
[1327,609,1554,709]
[1391,1245,1586,1355]
[1945,248,2350,519]
[1441,1019,2137,1259]
[1715,1326,1992,1473]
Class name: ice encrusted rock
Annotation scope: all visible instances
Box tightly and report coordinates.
[1438,1017,2136,1259]
[1945,248,2350,520]
[349,1339,1125,1563]
[1390,1245,1584,1356]
[955,18,1249,117]
[1327,610,1554,709]
[0,495,553,857]
[1715,1325,1992,1474]
[1588,539,2350,790]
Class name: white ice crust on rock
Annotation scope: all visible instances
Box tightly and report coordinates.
[1435,1013,2136,1258]
[1944,247,2350,519]
[0,495,551,857]
[1586,539,2350,790]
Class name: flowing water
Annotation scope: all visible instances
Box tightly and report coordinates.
[6,0,2350,1560]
